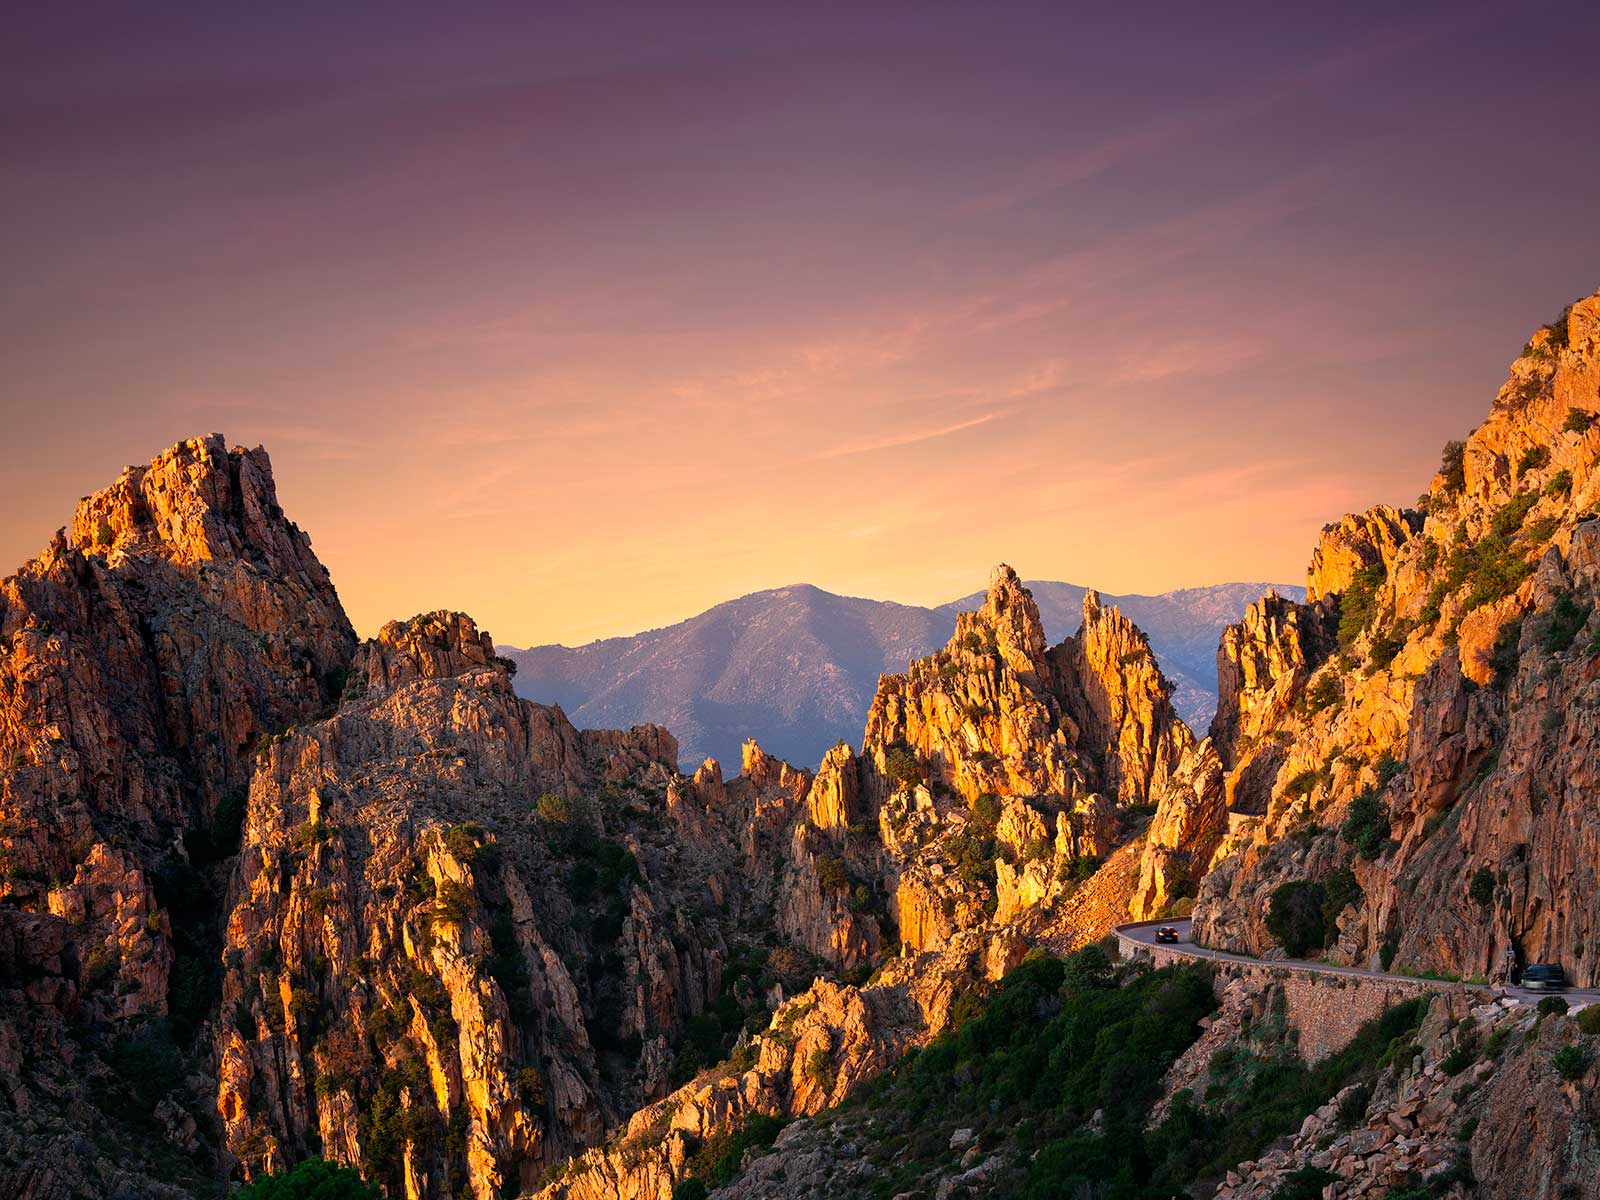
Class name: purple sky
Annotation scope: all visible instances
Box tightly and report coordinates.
[3,2,1598,643]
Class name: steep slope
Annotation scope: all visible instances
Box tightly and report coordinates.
[1184,290,1600,987]
[502,581,1297,770]
[533,569,1217,1200]
[0,434,357,1198]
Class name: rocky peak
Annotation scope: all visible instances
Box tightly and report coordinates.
[950,564,1050,684]
[1211,590,1335,766]
[1305,505,1423,602]
[1058,589,1189,800]
[66,433,331,581]
[349,609,500,697]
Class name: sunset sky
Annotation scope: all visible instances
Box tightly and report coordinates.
[4,2,1599,646]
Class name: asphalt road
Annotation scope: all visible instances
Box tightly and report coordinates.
[1116,918,1600,1008]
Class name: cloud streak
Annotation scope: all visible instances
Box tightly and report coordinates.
[809,409,1012,461]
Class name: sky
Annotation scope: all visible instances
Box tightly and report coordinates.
[3,2,1598,646]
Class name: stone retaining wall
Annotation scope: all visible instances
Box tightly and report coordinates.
[1115,924,1493,1063]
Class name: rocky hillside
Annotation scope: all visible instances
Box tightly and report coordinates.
[5,287,1600,1200]
[707,949,1600,1200]
[938,580,1304,730]
[0,435,355,1198]
[1155,290,1600,990]
[500,581,1297,770]
[0,431,1219,1200]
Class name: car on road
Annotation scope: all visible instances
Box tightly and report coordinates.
[1155,926,1180,945]
[1522,964,1568,991]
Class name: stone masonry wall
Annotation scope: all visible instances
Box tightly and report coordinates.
[1116,926,1492,1063]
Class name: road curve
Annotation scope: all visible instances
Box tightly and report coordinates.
[1114,917,1600,1008]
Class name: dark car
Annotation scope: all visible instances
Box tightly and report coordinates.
[1155,926,1180,945]
[1522,964,1568,991]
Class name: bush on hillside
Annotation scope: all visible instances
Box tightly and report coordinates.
[884,745,923,788]
[1468,867,1496,909]
[1265,880,1328,958]
[1553,1044,1587,1080]
[1439,440,1467,493]
[1337,563,1386,649]
[1340,791,1391,860]
[235,1158,381,1199]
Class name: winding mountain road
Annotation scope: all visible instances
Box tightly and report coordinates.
[1115,918,1600,1008]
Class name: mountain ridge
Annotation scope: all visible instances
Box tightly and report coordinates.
[499,579,1305,770]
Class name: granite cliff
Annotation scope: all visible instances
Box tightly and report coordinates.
[1183,292,1600,991]
[5,287,1600,1200]
[0,437,1212,1200]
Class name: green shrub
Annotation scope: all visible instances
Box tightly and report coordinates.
[235,1158,381,1199]
[1439,440,1467,493]
[107,1025,186,1112]
[1544,591,1591,654]
[1380,935,1399,970]
[1335,1082,1370,1127]
[1490,491,1539,539]
[684,1112,786,1187]
[1321,866,1362,944]
[1336,563,1386,648]
[1282,769,1322,801]
[815,855,850,892]
[1539,996,1570,1017]
[1576,1006,1600,1036]
[1441,1042,1475,1076]
[1341,791,1391,860]
[804,1046,835,1090]
[1540,307,1575,352]
[1061,943,1113,991]
[884,745,923,789]
[1545,468,1573,497]
[1518,445,1551,477]
[1468,867,1496,909]
[535,791,570,823]
[1301,673,1342,715]
[671,1182,710,1200]
[432,879,474,924]
[442,822,489,863]
[1564,407,1594,435]
[1367,624,1409,672]
[968,792,1002,834]
[1489,620,1523,689]
[1553,1044,1587,1080]
[1266,881,1328,958]
[84,943,121,991]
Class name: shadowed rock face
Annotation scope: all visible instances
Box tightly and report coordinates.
[0,434,357,1197]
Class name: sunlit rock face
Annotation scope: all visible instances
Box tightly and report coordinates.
[1197,292,1600,984]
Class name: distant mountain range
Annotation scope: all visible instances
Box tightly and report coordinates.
[499,579,1303,770]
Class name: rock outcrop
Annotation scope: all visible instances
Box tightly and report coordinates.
[0,434,356,1198]
[1211,993,1600,1200]
[1194,291,1600,985]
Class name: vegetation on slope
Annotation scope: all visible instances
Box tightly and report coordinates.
[701,947,1428,1199]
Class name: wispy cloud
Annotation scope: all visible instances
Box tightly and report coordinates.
[810,409,1012,461]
